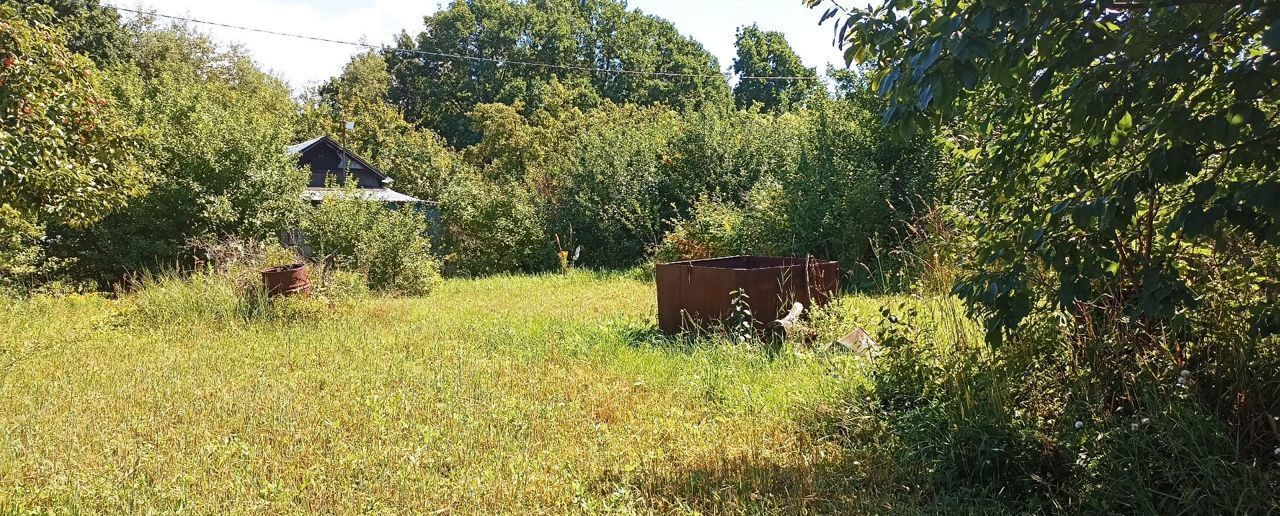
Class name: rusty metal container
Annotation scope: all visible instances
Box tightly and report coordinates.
[656,256,839,335]
[261,263,311,297]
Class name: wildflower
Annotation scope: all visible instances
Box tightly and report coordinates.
[1141,418,1151,426]
[1274,448,1279,457]
[1075,420,1084,429]
[1131,423,1139,431]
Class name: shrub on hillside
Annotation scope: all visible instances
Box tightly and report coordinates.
[301,192,441,296]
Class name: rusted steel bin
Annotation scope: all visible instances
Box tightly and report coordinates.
[261,263,311,297]
[656,256,839,335]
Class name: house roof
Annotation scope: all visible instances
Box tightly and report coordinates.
[304,187,425,204]
[287,135,388,181]
[285,135,326,155]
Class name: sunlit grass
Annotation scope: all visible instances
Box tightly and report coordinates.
[0,271,907,514]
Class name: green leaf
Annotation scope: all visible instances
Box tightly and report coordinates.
[974,8,995,32]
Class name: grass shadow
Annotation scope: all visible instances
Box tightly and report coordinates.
[595,445,911,514]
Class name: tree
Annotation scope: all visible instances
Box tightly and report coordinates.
[1,0,132,66]
[385,0,731,146]
[817,1,1280,345]
[0,6,143,288]
[70,21,305,280]
[731,24,821,111]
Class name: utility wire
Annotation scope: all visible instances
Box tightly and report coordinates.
[107,6,826,81]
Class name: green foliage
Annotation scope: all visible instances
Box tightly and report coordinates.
[385,0,731,145]
[552,102,683,266]
[438,172,552,275]
[822,0,1280,344]
[653,198,747,263]
[654,99,943,278]
[301,190,441,296]
[69,21,305,280]
[0,6,143,290]
[731,24,821,112]
[1,0,132,66]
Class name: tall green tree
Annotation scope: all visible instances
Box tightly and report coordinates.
[731,24,821,111]
[1,0,132,66]
[385,0,731,145]
[816,1,1279,345]
[0,6,143,289]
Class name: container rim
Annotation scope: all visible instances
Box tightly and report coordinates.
[656,255,838,271]
[261,263,306,274]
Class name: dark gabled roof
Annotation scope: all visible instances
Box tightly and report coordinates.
[286,135,387,181]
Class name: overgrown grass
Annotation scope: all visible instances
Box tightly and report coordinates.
[0,272,1275,513]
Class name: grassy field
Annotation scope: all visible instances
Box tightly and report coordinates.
[0,271,922,514]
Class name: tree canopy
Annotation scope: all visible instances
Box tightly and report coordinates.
[1,0,132,66]
[818,0,1280,342]
[731,24,821,112]
[384,0,732,145]
[0,5,142,285]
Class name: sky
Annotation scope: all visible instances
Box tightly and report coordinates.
[107,0,852,92]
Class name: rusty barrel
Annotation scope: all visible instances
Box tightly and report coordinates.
[261,263,311,297]
[656,256,839,335]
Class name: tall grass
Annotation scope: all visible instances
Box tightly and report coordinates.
[0,270,1274,513]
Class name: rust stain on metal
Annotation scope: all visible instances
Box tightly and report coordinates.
[261,263,311,297]
[656,256,839,335]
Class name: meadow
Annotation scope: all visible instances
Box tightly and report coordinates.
[0,272,939,514]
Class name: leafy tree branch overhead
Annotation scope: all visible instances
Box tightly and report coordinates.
[815,0,1279,344]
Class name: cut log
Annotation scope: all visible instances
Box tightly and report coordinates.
[766,302,805,343]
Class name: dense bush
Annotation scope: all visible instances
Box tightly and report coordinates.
[63,21,305,283]
[301,191,441,296]
[653,99,944,280]
[552,103,682,266]
[438,173,552,275]
[834,299,1280,513]
[0,6,143,292]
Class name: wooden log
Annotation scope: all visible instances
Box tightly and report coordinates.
[766,302,805,343]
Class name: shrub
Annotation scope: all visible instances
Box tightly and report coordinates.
[65,21,305,283]
[438,173,552,275]
[652,198,745,263]
[301,191,441,296]
[551,103,680,266]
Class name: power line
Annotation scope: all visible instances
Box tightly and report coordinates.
[106,6,826,81]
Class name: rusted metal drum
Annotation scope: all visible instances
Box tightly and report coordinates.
[261,263,311,297]
[656,256,839,335]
